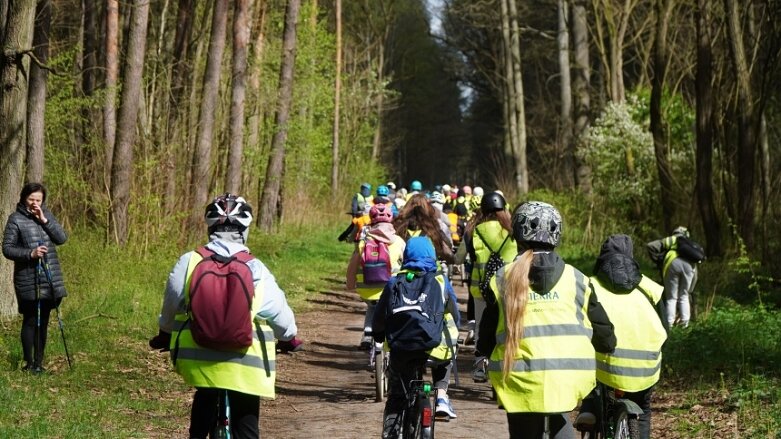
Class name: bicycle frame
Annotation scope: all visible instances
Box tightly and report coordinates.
[213,389,231,439]
[577,383,643,439]
[401,372,435,439]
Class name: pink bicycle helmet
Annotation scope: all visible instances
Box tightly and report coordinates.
[370,203,393,224]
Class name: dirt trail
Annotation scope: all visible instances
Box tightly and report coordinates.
[259,277,725,439]
[261,277,509,439]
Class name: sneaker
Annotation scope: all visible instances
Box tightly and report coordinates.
[575,412,596,430]
[435,397,457,419]
[472,357,487,383]
[277,336,304,353]
[359,332,373,350]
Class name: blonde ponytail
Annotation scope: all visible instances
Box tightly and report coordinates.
[502,249,534,380]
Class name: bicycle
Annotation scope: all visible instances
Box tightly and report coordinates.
[370,341,389,402]
[575,383,643,439]
[400,373,435,439]
[212,389,231,438]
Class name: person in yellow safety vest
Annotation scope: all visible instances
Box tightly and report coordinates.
[477,201,616,439]
[372,237,461,437]
[463,192,517,382]
[346,203,406,349]
[149,194,300,439]
[575,234,667,439]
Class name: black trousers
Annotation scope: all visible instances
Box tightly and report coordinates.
[189,388,260,439]
[19,298,60,367]
[506,412,575,439]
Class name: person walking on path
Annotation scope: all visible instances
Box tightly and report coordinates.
[3,182,69,373]
[477,201,616,439]
[576,234,667,439]
[149,193,300,439]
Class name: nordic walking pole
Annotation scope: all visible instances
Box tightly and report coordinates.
[40,242,73,369]
[34,257,42,371]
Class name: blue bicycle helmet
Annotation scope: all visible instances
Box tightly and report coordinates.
[410,180,423,191]
[376,185,390,197]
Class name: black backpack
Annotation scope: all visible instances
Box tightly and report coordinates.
[675,236,705,264]
[385,271,444,352]
[475,227,511,302]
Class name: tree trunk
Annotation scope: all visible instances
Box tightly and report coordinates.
[572,0,591,193]
[371,41,385,161]
[246,0,268,170]
[226,0,252,194]
[507,0,528,194]
[500,0,518,163]
[0,0,36,318]
[104,0,120,189]
[695,0,721,256]
[331,0,342,196]
[26,0,51,183]
[650,0,676,232]
[558,0,573,188]
[725,0,757,249]
[189,0,229,227]
[81,0,99,142]
[109,0,150,246]
[258,0,301,231]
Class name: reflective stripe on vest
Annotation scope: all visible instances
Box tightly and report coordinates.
[171,251,276,398]
[469,221,517,299]
[662,236,679,277]
[488,264,596,413]
[591,278,666,392]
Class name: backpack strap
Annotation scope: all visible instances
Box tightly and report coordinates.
[474,225,511,254]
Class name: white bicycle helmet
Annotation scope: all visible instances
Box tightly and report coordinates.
[205,193,253,242]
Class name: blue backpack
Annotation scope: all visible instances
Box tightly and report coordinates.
[385,271,445,352]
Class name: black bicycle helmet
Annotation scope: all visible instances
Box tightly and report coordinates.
[481,192,506,214]
[511,201,562,247]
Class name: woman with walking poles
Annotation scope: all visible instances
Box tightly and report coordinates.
[3,182,69,374]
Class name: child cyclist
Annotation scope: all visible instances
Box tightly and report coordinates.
[372,237,461,438]
[346,203,406,349]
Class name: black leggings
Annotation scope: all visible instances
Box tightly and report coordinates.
[19,298,60,367]
[506,412,576,439]
[189,388,260,439]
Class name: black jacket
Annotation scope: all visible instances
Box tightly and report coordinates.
[477,251,616,356]
[2,203,68,303]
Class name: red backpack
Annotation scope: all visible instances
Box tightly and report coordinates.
[361,238,392,284]
[187,246,255,350]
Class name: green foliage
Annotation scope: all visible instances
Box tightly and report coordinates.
[582,97,658,216]
[664,304,781,380]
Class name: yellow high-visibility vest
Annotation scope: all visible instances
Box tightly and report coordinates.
[591,277,666,392]
[469,221,517,300]
[488,264,596,413]
[171,251,276,398]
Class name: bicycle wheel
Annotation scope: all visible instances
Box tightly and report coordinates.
[611,405,638,439]
[375,349,387,402]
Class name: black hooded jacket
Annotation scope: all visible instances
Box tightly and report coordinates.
[593,234,642,294]
[477,251,616,357]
